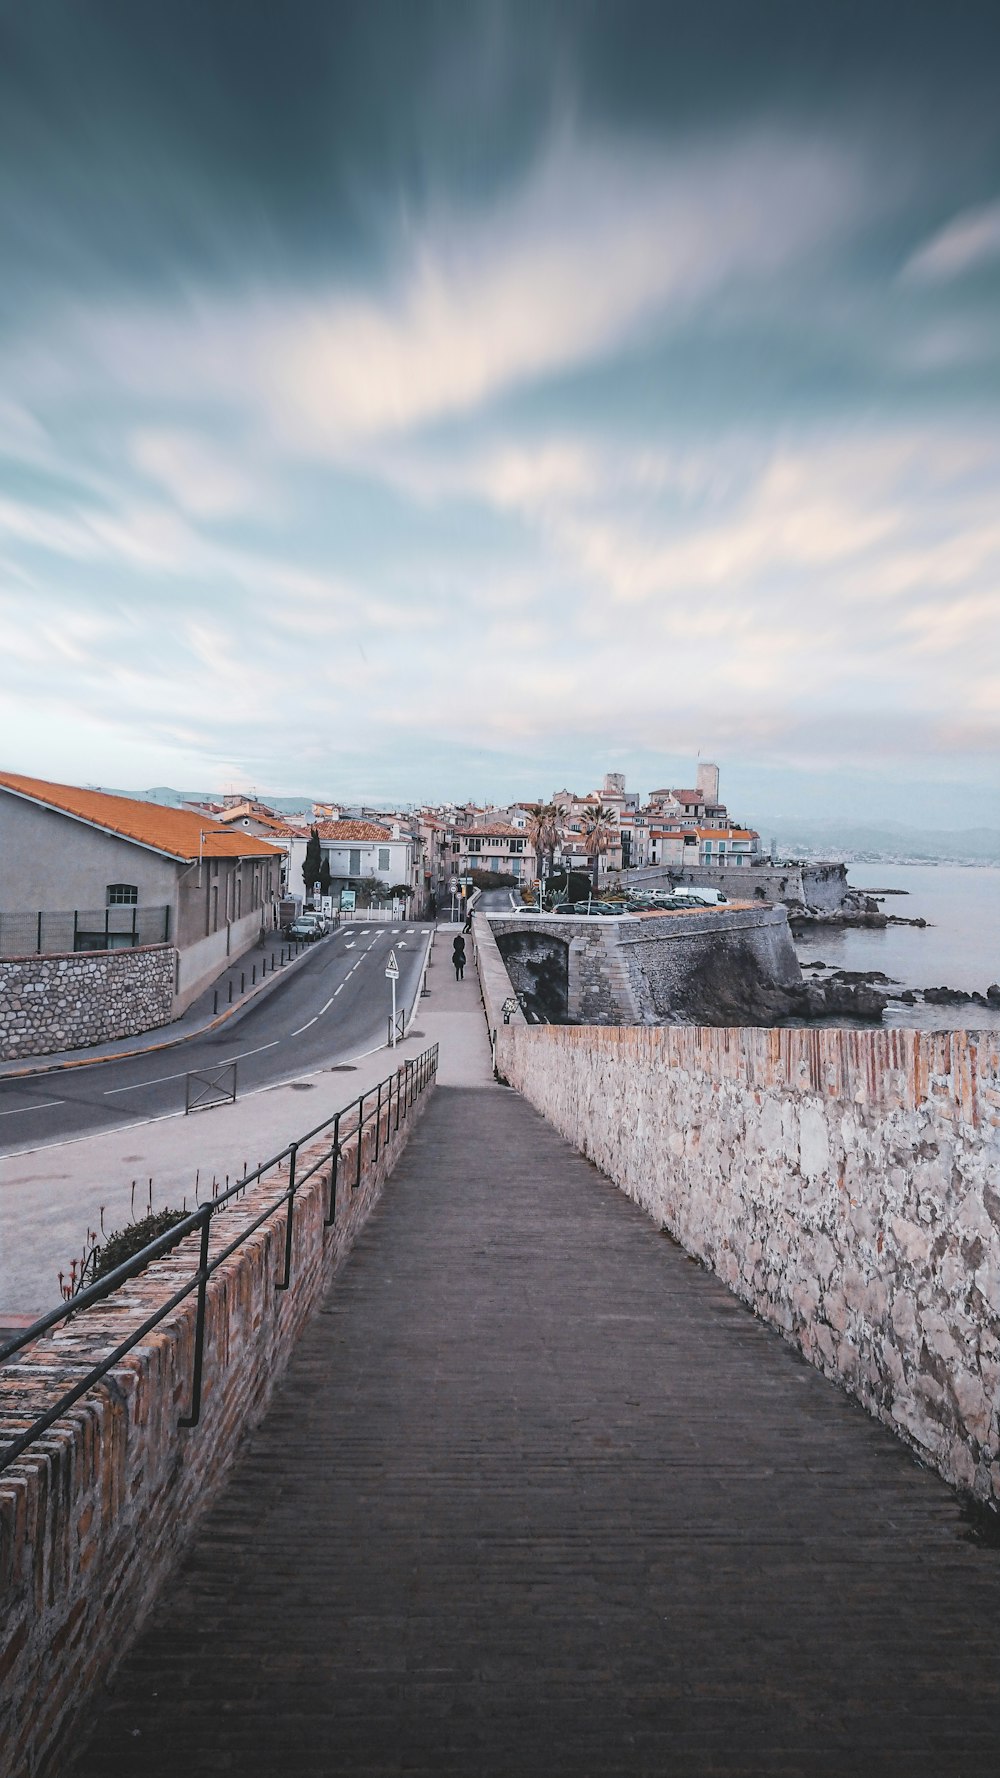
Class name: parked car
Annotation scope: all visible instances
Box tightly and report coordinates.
[286,915,324,942]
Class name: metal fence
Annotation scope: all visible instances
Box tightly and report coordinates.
[0,905,171,958]
[0,1042,439,1472]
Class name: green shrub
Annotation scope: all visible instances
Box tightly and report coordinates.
[92,1208,189,1282]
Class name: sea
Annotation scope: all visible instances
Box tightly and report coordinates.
[791,863,1000,1032]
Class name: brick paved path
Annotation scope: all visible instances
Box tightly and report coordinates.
[71,1084,1000,1778]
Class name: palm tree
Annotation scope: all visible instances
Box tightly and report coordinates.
[524,803,566,902]
[582,804,618,891]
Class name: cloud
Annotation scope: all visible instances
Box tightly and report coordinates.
[131,430,263,519]
[3,126,862,453]
[903,199,1000,282]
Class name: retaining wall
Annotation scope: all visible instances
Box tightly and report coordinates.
[0,945,174,1061]
[494,1020,1000,1507]
[486,903,801,1026]
[0,1072,433,1778]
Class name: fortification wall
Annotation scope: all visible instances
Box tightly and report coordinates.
[487,904,801,1026]
[627,861,853,911]
[0,1074,433,1778]
[493,1021,1000,1508]
[0,945,174,1061]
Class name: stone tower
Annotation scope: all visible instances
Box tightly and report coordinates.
[696,761,720,803]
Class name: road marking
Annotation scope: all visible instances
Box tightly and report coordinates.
[219,1040,280,1064]
[320,997,334,1013]
[406,928,416,934]
[334,983,344,995]
[0,1098,64,1117]
[344,941,355,950]
[290,1017,318,1035]
[104,1068,190,1095]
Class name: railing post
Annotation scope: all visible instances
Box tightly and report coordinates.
[276,1142,298,1289]
[179,1204,213,1428]
[324,1115,341,1226]
[354,1095,365,1190]
[374,1080,383,1160]
[394,1068,400,1132]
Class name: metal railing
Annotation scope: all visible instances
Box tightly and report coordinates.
[0,905,171,958]
[185,1061,238,1114]
[0,1042,439,1473]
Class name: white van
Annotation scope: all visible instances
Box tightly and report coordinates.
[671,886,728,907]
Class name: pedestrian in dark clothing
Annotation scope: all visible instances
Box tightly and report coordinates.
[452,935,466,981]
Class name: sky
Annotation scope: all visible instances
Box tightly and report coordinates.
[1,0,999,830]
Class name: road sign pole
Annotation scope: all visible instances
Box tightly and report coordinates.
[391,974,397,1045]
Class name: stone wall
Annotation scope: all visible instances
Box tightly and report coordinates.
[487,903,801,1027]
[627,861,853,911]
[494,1021,1000,1507]
[0,945,175,1061]
[0,1072,434,1778]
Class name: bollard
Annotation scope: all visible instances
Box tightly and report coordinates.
[213,990,218,1014]
[252,964,256,984]
[241,972,245,993]
[228,980,233,1004]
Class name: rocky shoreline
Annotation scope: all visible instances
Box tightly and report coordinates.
[788,887,929,932]
[798,960,1000,1022]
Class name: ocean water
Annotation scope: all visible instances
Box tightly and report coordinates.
[792,863,1000,1031]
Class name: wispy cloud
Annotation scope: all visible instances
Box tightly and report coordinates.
[903,199,1000,282]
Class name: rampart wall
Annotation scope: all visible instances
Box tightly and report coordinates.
[0,945,175,1061]
[486,903,801,1026]
[0,1075,433,1778]
[492,1018,1000,1508]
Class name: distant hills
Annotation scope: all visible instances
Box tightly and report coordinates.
[104,786,315,814]
[754,816,1000,864]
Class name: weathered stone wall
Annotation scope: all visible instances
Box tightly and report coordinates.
[616,904,801,1024]
[487,904,801,1027]
[628,861,852,912]
[0,945,175,1060]
[494,1021,1000,1506]
[0,1073,434,1778]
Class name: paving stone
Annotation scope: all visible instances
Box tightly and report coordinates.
[68,1083,1000,1778]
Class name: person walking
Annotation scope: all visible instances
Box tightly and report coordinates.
[452,935,466,981]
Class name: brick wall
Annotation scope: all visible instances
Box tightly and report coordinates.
[0,1072,433,1778]
[0,945,175,1061]
[494,1021,1000,1507]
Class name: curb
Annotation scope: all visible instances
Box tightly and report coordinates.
[0,934,326,1082]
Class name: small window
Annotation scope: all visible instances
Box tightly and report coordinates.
[107,883,138,905]
[378,847,390,871]
[349,848,361,876]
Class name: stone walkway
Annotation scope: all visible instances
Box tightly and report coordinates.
[68,1059,1000,1773]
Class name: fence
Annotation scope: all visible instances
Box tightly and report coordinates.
[0,904,171,957]
[0,1042,439,1472]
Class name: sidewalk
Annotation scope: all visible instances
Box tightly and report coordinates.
[0,926,487,1317]
[67,998,1000,1775]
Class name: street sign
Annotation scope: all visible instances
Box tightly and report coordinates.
[385,949,400,981]
[448,875,459,891]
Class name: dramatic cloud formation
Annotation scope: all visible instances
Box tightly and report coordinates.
[0,1,998,824]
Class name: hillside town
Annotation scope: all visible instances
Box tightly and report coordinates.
[174,759,762,919]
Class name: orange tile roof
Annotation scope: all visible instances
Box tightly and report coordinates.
[0,771,283,862]
[694,828,757,840]
[314,820,394,842]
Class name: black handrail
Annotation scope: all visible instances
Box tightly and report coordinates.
[0,1042,439,1471]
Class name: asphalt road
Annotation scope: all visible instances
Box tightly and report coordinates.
[0,921,433,1158]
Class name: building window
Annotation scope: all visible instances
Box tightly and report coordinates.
[107,883,138,905]
[349,848,361,876]
[378,847,390,871]
[468,837,482,852]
